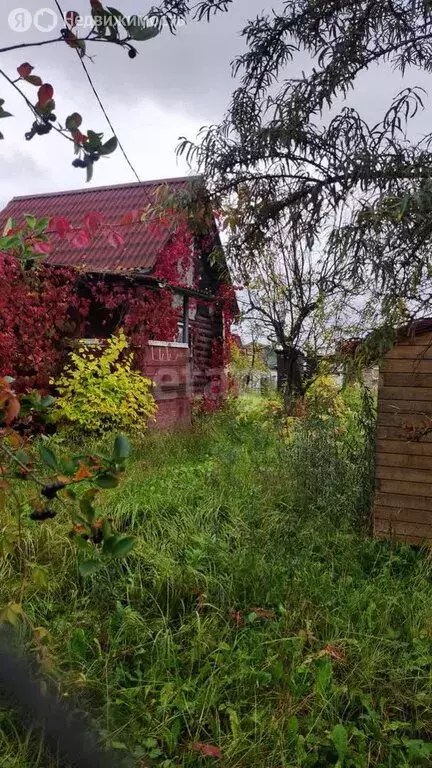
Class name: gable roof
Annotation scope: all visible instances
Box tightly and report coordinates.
[0,175,204,274]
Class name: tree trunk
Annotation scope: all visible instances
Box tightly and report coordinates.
[276,347,304,414]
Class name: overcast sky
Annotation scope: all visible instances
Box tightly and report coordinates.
[0,0,271,206]
[1,0,432,209]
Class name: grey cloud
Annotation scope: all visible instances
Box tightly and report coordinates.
[0,0,271,121]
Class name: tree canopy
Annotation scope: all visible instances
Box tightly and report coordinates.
[180,0,432,336]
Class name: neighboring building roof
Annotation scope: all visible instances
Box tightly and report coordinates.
[0,175,203,274]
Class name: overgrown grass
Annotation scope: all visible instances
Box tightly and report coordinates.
[1,396,432,766]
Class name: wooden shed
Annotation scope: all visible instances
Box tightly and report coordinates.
[374,319,432,544]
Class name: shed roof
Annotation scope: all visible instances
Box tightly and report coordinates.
[0,175,203,274]
[398,318,432,339]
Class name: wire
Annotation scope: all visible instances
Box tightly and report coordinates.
[52,0,142,183]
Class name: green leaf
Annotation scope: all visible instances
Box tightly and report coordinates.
[86,130,103,150]
[0,132,3,140]
[105,15,119,40]
[113,434,130,460]
[102,517,112,540]
[102,534,116,555]
[94,472,119,489]
[106,6,124,20]
[86,160,94,183]
[15,449,31,466]
[33,216,50,234]
[123,15,160,41]
[0,602,22,626]
[31,564,49,589]
[74,533,92,551]
[315,658,332,697]
[40,395,56,408]
[65,112,82,132]
[58,455,78,475]
[99,136,118,155]
[0,108,12,119]
[25,75,43,86]
[79,498,96,524]
[75,39,86,57]
[78,559,104,577]
[331,724,348,764]
[403,739,432,759]
[40,445,58,470]
[24,215,37,229]
[111,741,127,751]
[36,99,55,116]
[287,715,298,742]
[0,235,21,250]
[112,536,135,558]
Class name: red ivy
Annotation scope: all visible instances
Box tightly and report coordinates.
[0,209,235,398]
[0,253,89,391]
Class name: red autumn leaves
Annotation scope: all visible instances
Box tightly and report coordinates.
[17,63,54,110]
[50,213,124,250]
[37,84,54,110]
[16,62,42,87]
[65,10,80,27]
[191,743,222,759]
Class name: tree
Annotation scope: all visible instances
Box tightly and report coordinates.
[235,212,350,409]
[0,0,233,181]
[179,0,432,343]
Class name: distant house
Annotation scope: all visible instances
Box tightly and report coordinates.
[239,342,278,393]
[1,176,236,427]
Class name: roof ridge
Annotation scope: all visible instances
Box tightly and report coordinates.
[9,174,204,203]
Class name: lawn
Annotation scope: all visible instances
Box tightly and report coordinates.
[1,397,432,766]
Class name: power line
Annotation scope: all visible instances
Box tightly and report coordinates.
[52,0,142,183]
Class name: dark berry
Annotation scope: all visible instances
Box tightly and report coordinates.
[41,482,66,499]
[128,48,137,59]
[30,509,56,521]
[91,526,103,544]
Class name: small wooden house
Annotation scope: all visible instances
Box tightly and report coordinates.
[374,319,432,544]
[1,176,236,428]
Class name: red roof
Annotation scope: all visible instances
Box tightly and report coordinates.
[0,176,203,274]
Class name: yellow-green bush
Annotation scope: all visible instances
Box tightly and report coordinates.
[305,372,346,419]
[52,330,157,433]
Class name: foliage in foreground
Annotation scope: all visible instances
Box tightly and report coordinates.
[0,397,432,766]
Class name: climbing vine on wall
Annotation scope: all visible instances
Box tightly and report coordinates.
[0,208,199,390]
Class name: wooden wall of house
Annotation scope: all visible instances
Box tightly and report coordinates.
[373,330,432,544]
[190,304,223,395]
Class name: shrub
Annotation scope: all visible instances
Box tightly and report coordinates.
[52,330,157,433]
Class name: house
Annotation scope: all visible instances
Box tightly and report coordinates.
[238,342,278,393]
[1,175,235,428]
[373,318,432,544]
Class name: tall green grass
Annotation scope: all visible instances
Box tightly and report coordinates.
[1,397,432,766]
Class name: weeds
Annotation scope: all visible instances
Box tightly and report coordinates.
[0,396,431,766]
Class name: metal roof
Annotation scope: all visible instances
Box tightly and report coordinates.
[0,176,203,274]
